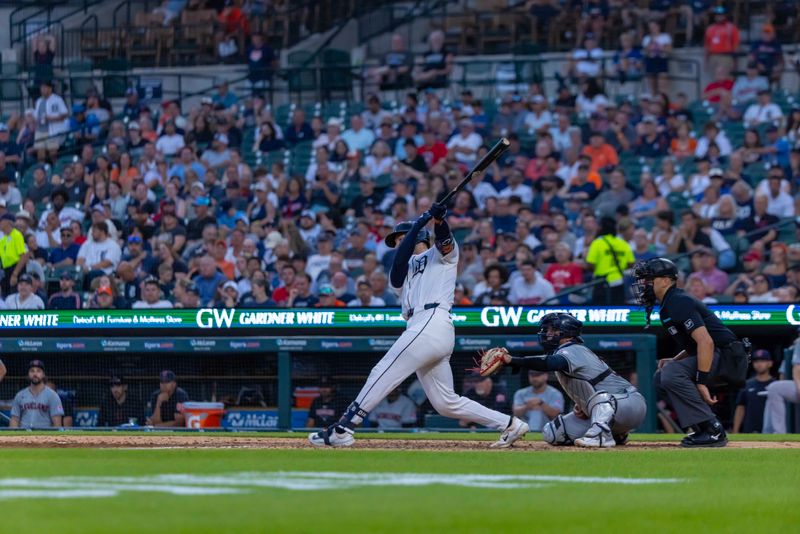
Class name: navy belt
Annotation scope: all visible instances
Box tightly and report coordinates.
[407,302,448,318]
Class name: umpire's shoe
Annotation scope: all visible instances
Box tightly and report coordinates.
[680,420,728,448]
[308,425,355,448]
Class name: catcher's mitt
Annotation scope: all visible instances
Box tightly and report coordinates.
[470,347,509,377]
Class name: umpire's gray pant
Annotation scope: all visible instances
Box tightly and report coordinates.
[762,381,800,434]
[654,353,720,429]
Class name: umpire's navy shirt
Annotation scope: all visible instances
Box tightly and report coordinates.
[659,286,737,354]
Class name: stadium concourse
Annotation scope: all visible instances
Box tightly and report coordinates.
[0,0,798,438]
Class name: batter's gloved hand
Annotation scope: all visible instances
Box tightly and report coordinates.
[429,202,447,221]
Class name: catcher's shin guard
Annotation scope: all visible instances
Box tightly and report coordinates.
[542,415,573,446]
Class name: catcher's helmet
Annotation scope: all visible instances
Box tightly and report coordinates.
[538,312,584,354]
[631,258,678,306]
[384,221,431,248]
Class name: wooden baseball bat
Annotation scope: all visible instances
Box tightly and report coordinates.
[439,137,510,205]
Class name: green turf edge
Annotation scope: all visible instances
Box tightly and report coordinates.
[1,430,798,442]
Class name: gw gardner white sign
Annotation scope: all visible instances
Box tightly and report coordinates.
[195,309,336,329]
[479,307,631,327]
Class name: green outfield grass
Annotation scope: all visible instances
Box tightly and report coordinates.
[0,433,797,533]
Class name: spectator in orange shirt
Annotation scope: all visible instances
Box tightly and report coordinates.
[212,239,236,279]
[453,283,472,306]
[315,284,346,307]
[581,131,619,173]
[704,6,740,74]
[669,122,697,160]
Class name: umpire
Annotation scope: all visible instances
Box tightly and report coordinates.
[633,258,749,448]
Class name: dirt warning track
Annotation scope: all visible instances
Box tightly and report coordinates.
[0,435,797,450]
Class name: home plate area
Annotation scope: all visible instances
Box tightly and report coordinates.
[0,472,687,500]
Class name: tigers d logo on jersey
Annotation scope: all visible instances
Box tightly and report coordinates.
[411,256,428,278]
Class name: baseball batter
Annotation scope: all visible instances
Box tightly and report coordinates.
[309,205,529,447]
[495,313,646,448]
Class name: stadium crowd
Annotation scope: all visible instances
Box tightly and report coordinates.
[0,5,796,313]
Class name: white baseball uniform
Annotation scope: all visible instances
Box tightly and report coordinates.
[350,240,511,430]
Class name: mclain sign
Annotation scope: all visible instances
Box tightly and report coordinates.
[0,305,797,332]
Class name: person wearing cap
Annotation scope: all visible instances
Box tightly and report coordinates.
[512,368,564,432]
[688,247,727,295]
[98,375,142,427]
[186,197,216,241]
[730,350,774,434]
[0,211,29,296]
[68,101,100,145]
[9,360,63,429]
[146,370,189,427]
[446,118,482,166]
[704,6,739,74]
[315,283,345,308]
[306,377,347,428]
[33,79,69,163]
[743,89,784,129]
[761,167,795,218]
[732,61,769,105]
[200,132,233,170]
[4,273,44,309]
[213,279,240,308]
[47,271,81,310]
[133,277,173,309]
[46,224,80,269]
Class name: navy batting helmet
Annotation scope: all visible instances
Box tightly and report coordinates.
[384,221,431,248]
[538,312,584,354]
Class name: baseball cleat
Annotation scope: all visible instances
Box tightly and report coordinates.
[308,425,355,448]
[575,423,615,448]
[680,430,727,448]
[490,417,529,448]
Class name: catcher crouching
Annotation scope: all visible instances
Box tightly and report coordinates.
[479,312,646,448]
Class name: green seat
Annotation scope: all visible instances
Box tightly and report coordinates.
[70,76,98,100]
[67,59,93,73]
[287,50,313,67]
[666,192,690,213]
[0,80,24,113]
[1,63,21,75]
[100,58,131,98]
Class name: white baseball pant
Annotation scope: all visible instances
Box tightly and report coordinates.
[350,307,510,430]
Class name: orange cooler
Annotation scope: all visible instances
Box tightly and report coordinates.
[183,402,225,428]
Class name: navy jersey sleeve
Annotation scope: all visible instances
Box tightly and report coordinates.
[735,386,747,407]
[669,293,706,334]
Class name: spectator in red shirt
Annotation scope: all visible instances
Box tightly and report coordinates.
[544,242,584,298]
[704,6,740,74]
[418,129,447,167]
[270,264,297,304]
[703,66,733,104]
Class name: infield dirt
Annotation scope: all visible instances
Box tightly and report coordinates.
[0,435,797,450]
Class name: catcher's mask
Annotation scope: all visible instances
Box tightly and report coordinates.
[384,220,432,249]
[538,312,584,354]
[631,258,678,307]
